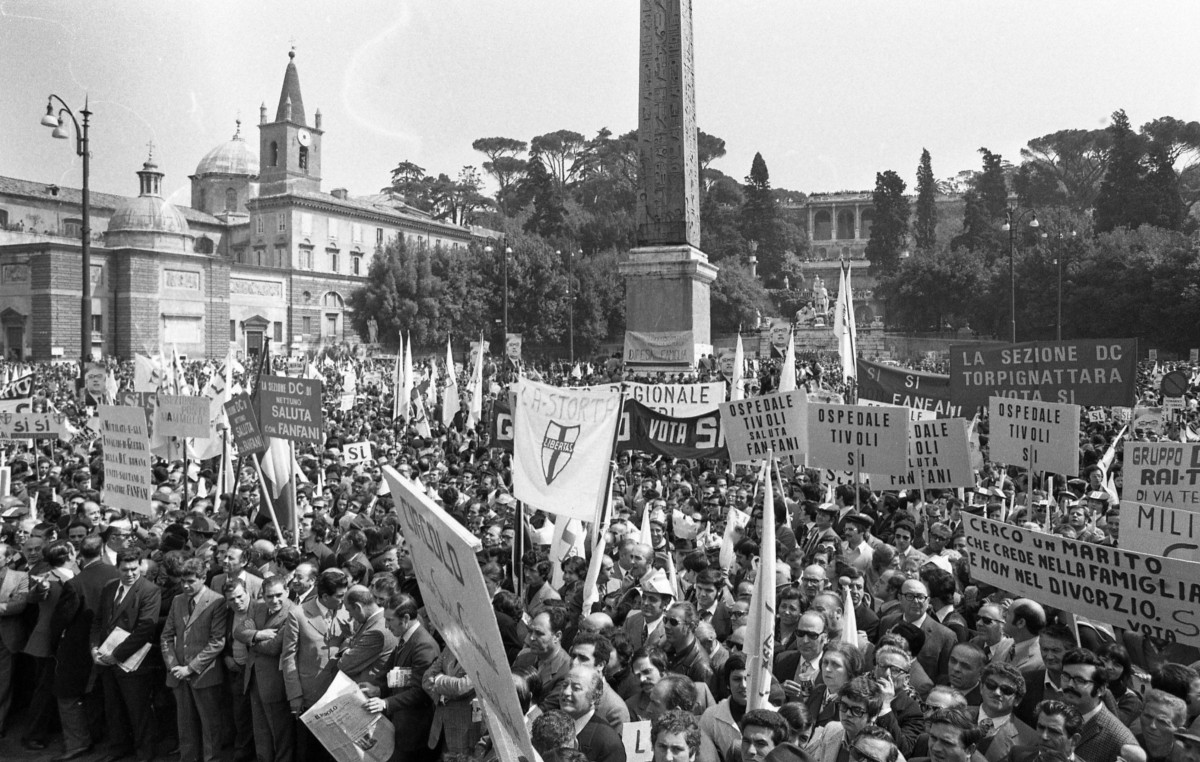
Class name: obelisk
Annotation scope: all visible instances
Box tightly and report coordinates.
[619,0,717,372]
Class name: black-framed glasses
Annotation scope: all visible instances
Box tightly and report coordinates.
[796,630,823,639]
[977,616,1003,626]
[983,679,1017,697]
[902,593,928,602]
[930,533,950,541]
[663,617,682,627]
[731,610,749,618]
[837,701,868,718]
[1060,671,1095,687]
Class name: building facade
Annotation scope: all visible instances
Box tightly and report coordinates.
[0,51,484,361]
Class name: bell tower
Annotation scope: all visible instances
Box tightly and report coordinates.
[258,49,322,196]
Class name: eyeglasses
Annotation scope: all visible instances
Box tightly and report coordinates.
[837,701,869,718]
[983,679,1018,697]
[796,630,823,639]
[977,616,1003,626]
[902,593,928,602]
[730,610,749,618]
[877,663,907,675]
[1059,671,1095,687]
[663,617,682,627]
[930,533,951,541]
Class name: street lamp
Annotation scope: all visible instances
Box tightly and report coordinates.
[747,240,759,279]
[1001,206,1040,344]
[559,249,576,364]
[41,95,92,362]
[1054,231,1077,341]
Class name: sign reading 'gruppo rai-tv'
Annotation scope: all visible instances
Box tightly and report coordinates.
[950,339,1137,410]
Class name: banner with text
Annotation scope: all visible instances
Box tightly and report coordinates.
[808,403,909,476]
[720,390,809,462]
[383,469,534,762]
[873,418,974,489]
[99,405,154,516]
[1122,500,1200,563]
[256,376,324,445]
[857,358,962,418]
[617,399,727,459]
[1125,442,1200,512]
[154,394,211,439]
[224,394,267,456]
[489,398,513,453]
[0,411,72,441]
[623,330,697,369]
[988,397,1081,476]
[606,381,726,417]
[950,339,1137,410]
[963,513,1200,648]
[343,441,373,465]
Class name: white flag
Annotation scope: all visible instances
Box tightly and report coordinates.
[400,333,414,421]
[747,456,776,710]
[778,326,796,392]
[467,334,484,426]
[511,379,621,522]
[833,261,858,382]
[731,333,746,402]
[392,336,405,420]
[442,337,459,428]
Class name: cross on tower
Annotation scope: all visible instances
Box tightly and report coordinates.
[145,139,155,161]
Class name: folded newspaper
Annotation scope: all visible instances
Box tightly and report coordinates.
[98,626,151,672]
[300,672,394,762]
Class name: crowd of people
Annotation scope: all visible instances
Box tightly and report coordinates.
[0,348,1197,762]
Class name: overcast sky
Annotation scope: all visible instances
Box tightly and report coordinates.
[4,0,1199,210]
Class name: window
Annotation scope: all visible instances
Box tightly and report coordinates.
[298,145,309,170]
[255,216,264,235]
[224,188,237,212]
[323,292,344,309]
[229,320,236,342]
[274,246,286,268]
[0,209,7,228]
[813,210,832,241]
[301,213,313,236]
[837,210,855,240]
[63,218,83,238]
[352,255,361,276]
[273,322,283,342]
[91,314,102,333]
[234,247,246,263]
[194,236,214,254]
[278,214,286,233]
[302,316,312,335]
[376,228,384,245]
[859,209,875,239]
[253,247,266,266]
[329,221,338,241]
[300,248,313,270]
[352,223,363,243]
[269,141,279,167]
[418,236,426,250]
[329,251,339,273]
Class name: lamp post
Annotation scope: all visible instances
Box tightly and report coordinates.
[1001,206,1040,344]
[560,249,575,364]
[503,244,512,339]
[41,95,92,362]
[1054,231,1077,341]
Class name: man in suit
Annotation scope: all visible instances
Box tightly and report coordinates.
[334,584,396,684]
[1000,600,1046,676]
[51,535,119,760]
[560,665,626,762]
[211,537,262,602]
[942,643,988,707]
[622,570,674,652]
[883,579,956,682]
[235,575,295,762]
[0,541,29,737]
[513,607,573,711]
[162,557,228,762]
[281,568,352,762]
[970,603,1013,664]
[91,549,162,762]
[1002,699,1085,762]
[976,663,1036,762]
[220,577,256,762]
[1015,625,1074,727]
[1060,649,1133,762]
[924,567,968,644]
[915,706,987,762]
[363,592,439,762]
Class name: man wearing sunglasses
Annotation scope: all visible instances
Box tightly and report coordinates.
[849,726,900,762]
[775,611,827,703]
[970,603,1012,664]
[832,676,885,762]
[975,663,1034,762]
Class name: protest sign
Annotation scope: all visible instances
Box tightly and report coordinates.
[0,411,71,440]
[807,388,845,406]
[1125,443,1200,512]
[623,330,698,369]
[988,397,1081,476]
[808,403,909,476]
[1087,409,1107,423]
[285,357,305,377]
[769,319,791,352]
[383,468,534,762]
[300,672,393,762]
[720,390,809,462]
[1163,397,1185,419]
[860,398,934,422]
[857,358,962,418]
[950,339,1137,410]
[1133,406,1164,434]
[874,418,974,490]
[1191,348,1199,364]
[511,379,622,522]
[0,372,35,400]
[1113,406,1132,424]
[99,405,154,516]
[616,399,726,459]
[962,513,1200,647]
[343,441,373,465]
[255,376,324,445]
[505,333,522,361]
[223,394,266,456]
[606,381,726,417]
[1149,349,1159,362]
[154,395,211,439]
[490,398,514,452]
[622,721,654,762]
[1122,501,1200,562]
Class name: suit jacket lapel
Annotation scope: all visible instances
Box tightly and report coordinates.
[110,578,135,625]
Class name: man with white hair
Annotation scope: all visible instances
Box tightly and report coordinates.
[561,665,626,762]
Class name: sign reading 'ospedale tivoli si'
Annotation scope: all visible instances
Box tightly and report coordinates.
[949,339,1137,410]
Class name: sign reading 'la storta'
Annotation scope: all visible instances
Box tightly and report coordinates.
[950,339,1137,410]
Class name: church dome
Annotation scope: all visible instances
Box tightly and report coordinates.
[106,158,193,253]
[194,121,258,176]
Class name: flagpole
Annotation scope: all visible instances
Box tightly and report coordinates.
[181,437,188,509]
[289,439,299,549]
[253,453,286,546]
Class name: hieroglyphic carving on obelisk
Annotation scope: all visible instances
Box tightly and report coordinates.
[636,0,701,248]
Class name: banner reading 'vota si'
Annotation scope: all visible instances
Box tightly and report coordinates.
[616,399,726,459]
[950,339,1137,410]
[856,359,962,418]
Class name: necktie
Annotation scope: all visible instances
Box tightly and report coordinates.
[642,622,650,645]
[115,585,127,607]
[982,644,992,660]
[188,596,196,616]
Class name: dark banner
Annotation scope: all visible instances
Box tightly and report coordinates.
[949,339,1137,410]
[617,399,727,459]
[490,398,513,452]
[856,359,962,418]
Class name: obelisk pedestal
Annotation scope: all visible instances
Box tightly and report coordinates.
[619,0,717,371]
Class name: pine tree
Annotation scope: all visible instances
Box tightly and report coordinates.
[914,148,938,251]
[523,151,566,239]
[1094,110,1148,233]
[741,152,776,241]
[950,190,999,257]
[864,170,910,275]
[977,148,1009,221]
[1143,142,1185,231]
